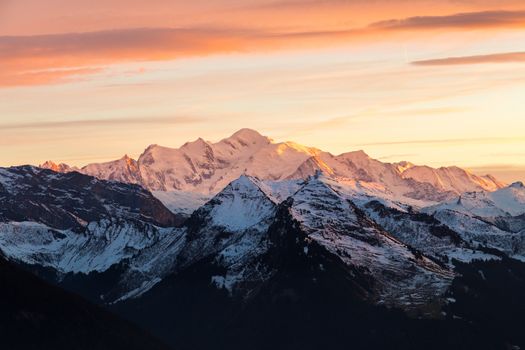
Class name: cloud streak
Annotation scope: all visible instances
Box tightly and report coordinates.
[359,136,525,147]
[412,51,525,65]
[0,116,203,130]
[370,10,525,30]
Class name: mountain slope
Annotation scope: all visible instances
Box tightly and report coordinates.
[0,165,180,229]
[287,175,454,308]
[0,166,184,302]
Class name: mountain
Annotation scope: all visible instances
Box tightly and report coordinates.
[426,181,525,218]
[82,155,143,185]
[39,160,78,173]
[400,165,504,193]
[113,174,523,350]
[2,162,525,349]
[40,129,505,210]
[0,165,180,230]
[0,165,512,305]
[422,182,525,259]
[0,165,186,303]
[143,174,451,307]
[0,167,452,306]
[0,253,167,350]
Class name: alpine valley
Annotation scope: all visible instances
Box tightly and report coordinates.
[2,129,525,350]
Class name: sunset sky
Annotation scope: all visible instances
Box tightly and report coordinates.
[0,0,524,182]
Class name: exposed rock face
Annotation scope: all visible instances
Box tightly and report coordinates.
[0,166,181,229]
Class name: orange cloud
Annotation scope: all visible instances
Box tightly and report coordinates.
[412,51,525,65]
[359,137,525,147]
[0,67,103,87]
[3,0,523,36]
[0,116,203,130]
[371,10,525,30]
[2,9,525,87]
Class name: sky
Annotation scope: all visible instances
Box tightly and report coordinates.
[0,0,524,183]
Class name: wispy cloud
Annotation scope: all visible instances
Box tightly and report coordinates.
[359,136,525,146]
[467,164,525,182]
[377,153,418,160]
[412,51,525,65]
[370,10,525,30]
[0,116,203,130]
[0,67,104,87]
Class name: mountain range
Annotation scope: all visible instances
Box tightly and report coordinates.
[40,129,504,209]
[1,129,524,350]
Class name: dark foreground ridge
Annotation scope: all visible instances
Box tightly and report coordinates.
[0,255,168,350]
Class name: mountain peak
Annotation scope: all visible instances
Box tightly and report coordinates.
[200,174,276,231]
[40,160,58,169]
[144,144,160,152]
[231,128,262,138]
[229,174,263,192]
[394,161,415,173]
[338,149,370,160]
[39,160,74,173]
[119,154,138,168]
[181,137,211,153]
[228,128,271,144]
[510,181,524,189]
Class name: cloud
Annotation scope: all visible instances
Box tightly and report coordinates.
[0,67,103,87]
[467,164,525,182]
[0,27,262,87]
[370,10,525,30]
[0,116,203,130]
[359,136,525,147]
[377,153,418,160]
[2,9,525,87]
[412,51,525,65]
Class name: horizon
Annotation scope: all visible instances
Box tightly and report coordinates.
[1,1,525,183]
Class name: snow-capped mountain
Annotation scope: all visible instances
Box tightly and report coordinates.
[0,166,182,277]
[426,181,525,218]
[82,155,143,185]
[420,182,525,259]
[283,174,454,308]
[0,167,452,307]
[40,129,505,209]
[39,160,78,173]
[2,160,515,304]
